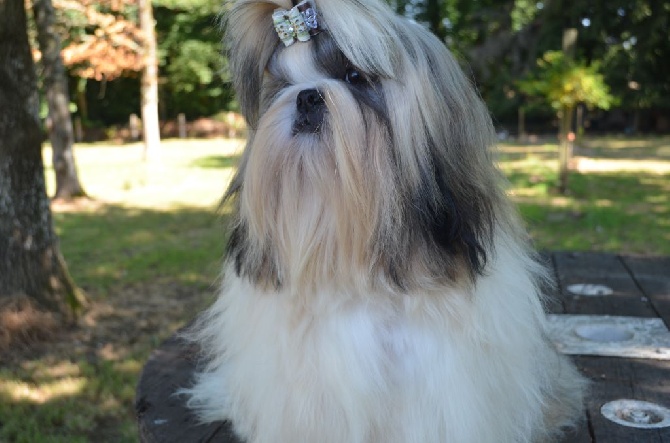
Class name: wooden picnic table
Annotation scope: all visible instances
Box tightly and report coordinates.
[135,251,670,443]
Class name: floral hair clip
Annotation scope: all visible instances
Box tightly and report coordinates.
[272,0,321,47]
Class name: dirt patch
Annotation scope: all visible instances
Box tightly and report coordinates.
[50,196,107,213]
[0,280,211,370]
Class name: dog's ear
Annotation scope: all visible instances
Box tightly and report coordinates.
[224,1,288,127]
[390,24,503,279]
[411,148,495,279]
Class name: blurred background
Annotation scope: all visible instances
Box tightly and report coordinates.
[33,0,670,140]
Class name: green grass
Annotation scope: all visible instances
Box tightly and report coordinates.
[498,135,670,254]
[49,139,245,292]
[1,135,669,442]
[54,205,224,292]
[0,359,139,442]
[1,138,243,443]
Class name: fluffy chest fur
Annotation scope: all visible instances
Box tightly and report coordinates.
[187,243,566,443]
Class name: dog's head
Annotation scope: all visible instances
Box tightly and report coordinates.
[224,0,509,293]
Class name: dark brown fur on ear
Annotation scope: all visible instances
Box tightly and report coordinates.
[224,0,286,127]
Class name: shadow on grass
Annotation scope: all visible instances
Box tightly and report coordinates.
[580,136,670,160]
[500,136,670,162]
[497,144,558,162]
[190,153,242,169]
[507,169,670,255]
[0,359,139,443]
[1,202,234,443]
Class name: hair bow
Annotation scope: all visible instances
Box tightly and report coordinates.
[273,0,321,47]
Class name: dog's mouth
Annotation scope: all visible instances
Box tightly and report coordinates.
[292,88,326,135]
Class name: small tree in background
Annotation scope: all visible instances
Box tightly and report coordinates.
[518,50,615,194]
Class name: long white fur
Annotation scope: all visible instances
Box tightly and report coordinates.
[187,235,582,442]
[184,0,586,441]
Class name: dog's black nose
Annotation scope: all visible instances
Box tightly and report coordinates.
[294,88,325,134]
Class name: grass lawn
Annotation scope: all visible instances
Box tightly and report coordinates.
[0,138,244,443]
[1,135,669,442]
[498,135,670,254]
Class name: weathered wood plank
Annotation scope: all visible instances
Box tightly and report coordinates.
[574,356,670,443]
[621,256,670,328]
[552,251,657,317]
[622,256,670,278]
[135,334,242,443]
[556,411,593,443]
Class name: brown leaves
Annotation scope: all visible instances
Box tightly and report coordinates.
[55,0,145,80]
[0,295,57,354]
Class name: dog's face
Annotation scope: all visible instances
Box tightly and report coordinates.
[224,0,509,293]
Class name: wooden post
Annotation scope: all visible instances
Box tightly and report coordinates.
[575,104,584,142]
[227,112,236,138]
[74,116,83,142]
[518,106,526,142]
[130,113,140,140]
[178,113,187,139]
[562,29,578,59]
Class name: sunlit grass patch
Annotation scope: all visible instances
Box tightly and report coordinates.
[580,135,670,159]
[0,356,142,443]
[51,205,226,292]
[44,138,244,209]
[499,137,670,255]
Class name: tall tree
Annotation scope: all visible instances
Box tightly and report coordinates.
[0,0,86,328]
[32,0,87,199]
[138,0,160,161]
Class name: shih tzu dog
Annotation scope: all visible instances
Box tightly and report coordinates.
[184,0,585,441]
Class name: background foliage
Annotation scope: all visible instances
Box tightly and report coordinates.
[33,0,670,133]
[394,0,669,133]
[3,1,669,442]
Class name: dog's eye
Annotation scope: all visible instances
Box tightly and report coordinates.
[344,68,365,85]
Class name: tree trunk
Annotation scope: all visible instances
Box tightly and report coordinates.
[32,0,87,200]
[557,29,578,195]
[558,105,574,195]
[138,0,161,161]
[633,106,640,134]
[0,0,86,324]
[575,103,584,143]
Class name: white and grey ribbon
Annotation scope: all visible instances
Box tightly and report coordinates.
[273,0,321,47]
